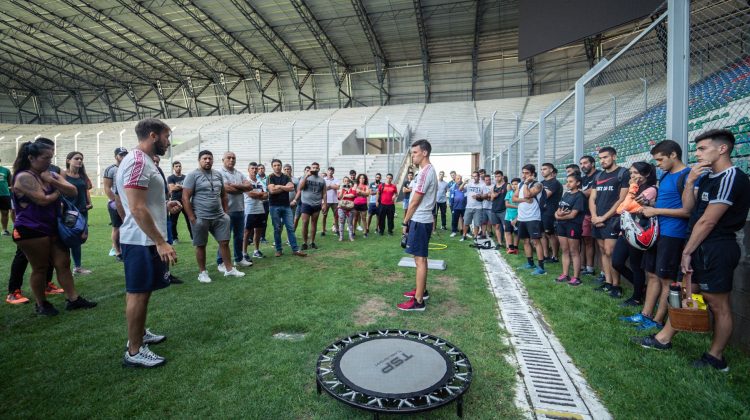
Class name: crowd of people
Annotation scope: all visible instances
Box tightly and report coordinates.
[1,118,747,372]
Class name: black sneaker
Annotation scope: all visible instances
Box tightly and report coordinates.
[320,231,326,237]
[301,243,309,251]
[115,254,124,263]
[495,244,502,250]
[620,297,642,307]
[595,273,606,284]
[548,257,559,263]
[36,301,59,316]
[608,286,623,298]
[311,242,318,249]
[581,267,596,276]
[593,283,611,292]
[693,352,729,372]
[168,274,184,284]
[65,296,98,311]
[632,334,672,351]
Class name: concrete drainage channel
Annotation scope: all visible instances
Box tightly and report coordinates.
[478,248,612,420]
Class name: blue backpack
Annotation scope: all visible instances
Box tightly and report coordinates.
[58,196,88,248]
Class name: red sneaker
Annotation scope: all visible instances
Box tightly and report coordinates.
[6,289,30,305]
[397,297,426,311]
[45,282,65,295]
[402,289,430,300]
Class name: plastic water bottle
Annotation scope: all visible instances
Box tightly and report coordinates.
[668,283,682,308]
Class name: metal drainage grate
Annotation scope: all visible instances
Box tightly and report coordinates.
[479,249,612,420]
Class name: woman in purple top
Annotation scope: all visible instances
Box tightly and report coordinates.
[11,140,97,316]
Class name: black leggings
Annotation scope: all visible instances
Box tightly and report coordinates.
[378,204,395,234]
[612,236,646,300]
[8,246,53,293]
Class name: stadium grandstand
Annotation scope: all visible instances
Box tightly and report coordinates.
[1,0,749,418]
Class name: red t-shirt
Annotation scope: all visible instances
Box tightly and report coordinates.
[340,188,357,202]
[379,183,398,205]
[353,184,368,205]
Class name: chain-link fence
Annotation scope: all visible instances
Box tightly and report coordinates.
[687,0,750,172]
[543,94,576,168]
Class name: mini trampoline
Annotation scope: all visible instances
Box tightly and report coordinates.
[316,330,472,417]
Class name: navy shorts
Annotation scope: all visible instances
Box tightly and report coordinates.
[405,221,433,258]
[122,244,170,293]
[542,212,556,234]
[301,203,322,215]
[368,203,378,215]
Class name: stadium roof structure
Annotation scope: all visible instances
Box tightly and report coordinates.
[0,0,659,124]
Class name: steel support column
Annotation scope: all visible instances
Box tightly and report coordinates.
[666,0,690,161]
[413,0,431,103]
[351,0,390,105]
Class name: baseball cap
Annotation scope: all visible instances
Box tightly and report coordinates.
[114,147,128,156]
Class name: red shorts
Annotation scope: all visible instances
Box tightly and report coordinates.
[582,214,593,237]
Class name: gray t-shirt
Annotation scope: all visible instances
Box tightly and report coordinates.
[218,167,247,213]
[464,181,485,209]
[301,174,327,207]
[244,178,266,215]
[411,163,438,224]
[104,164,118,195]
[436,180,449,203]
[289,176,300,202]
[184,169,225,219]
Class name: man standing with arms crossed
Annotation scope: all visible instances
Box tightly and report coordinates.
[295,162,327,250]
[118,118,181,368]
[242,162,268,260]
[377,173,398,235]
[398,140,437,311]
[267,159,307,258]
[217,152,253,268]
[366,173,382,236]
[321,167,339,237]
[579,155,600,276]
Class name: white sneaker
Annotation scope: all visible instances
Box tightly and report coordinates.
[198,271,212,283]
[108,247,116,257]
[123,345,166,368]
[460,236,466,242]
[467,233,473,239]
[237,259,253,267]
[217,264,227,273]
[224,268,246,277]
[450,232,457,237]
[126,329,167,348]
[356,226,364,232]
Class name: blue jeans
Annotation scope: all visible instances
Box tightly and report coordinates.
[217,210,245,264]
[270,205,299,252]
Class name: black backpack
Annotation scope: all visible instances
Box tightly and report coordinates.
[658,169,688,197]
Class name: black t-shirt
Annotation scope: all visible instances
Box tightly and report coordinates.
[581,169,600,215]
[491,183,507,212]
[402,179,412,199]
[167,174,186,201]
[268,173,292,206]
[558,191,585,225]
[689,167,750,241]
[542,178,563,215]
[593,167,629,217]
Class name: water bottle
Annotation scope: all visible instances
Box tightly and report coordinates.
[668,283,682,308]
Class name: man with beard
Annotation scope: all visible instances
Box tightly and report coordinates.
[117,118,181,367]
[579,155,600,276]
[183,151,246,283]
[366,173,382,236]
[268,159,307,258]
[217,152,253,268]
[321,167,340,236]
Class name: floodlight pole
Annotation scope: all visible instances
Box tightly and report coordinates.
[666,0,690,162]
[96,130,103,189]
[53,133,61,165]
[74,132,81,152]
[291,120,296,176]
[326,118,331,170]
[169,126,177,165]
[119,129,126,148]
[15,135,23,155]
[490,111,496,172]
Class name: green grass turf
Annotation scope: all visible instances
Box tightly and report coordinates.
[0,196,522,419]
[502,250,750,419]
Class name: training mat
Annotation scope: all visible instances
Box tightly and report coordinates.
[398,257,447,270]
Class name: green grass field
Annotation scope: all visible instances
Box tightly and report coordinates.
[0,196,521,419]
[3,197,749,419]
[504,251,750,420]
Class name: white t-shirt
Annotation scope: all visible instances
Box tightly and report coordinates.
[116,149,167,246]
[218,167,247,213]
[517,181,542,222]
[325,176,339,203]
[481,184,493,209]
[243,178,266,215]
[465,181,485,209]
[411,163,438,224]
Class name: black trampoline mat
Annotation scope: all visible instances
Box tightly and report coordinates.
[338,337,449,395]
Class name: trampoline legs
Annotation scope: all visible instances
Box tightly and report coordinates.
[316,380,321,395]
[457,395,464,417]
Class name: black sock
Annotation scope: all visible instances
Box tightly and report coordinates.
[527,257,534,265]
[538,260,545,269]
